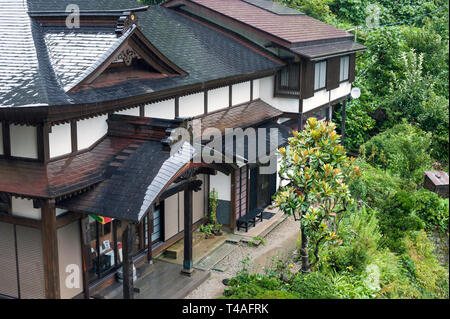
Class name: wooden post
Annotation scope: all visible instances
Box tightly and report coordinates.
[122,223,134,299]
[181,185,194,276]
[41,199,60,299]
[341,100,347,146]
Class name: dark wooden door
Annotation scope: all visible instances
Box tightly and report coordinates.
[250,167,276,211]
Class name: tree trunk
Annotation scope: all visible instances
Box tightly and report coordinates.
[300,225,311,273]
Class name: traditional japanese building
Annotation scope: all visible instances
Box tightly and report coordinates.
[0,0,365,299]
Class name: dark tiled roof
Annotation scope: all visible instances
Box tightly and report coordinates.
[0,137,136,198]
[185,0,352,45]
[223,121,291,163]
[194,99,283,135]
[26,0,145,12]
[291,40,367,60]
[0,1,281,108]
[43,26,130,92]
[58,141,195,222]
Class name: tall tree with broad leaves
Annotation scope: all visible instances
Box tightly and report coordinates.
[274,118,361,273]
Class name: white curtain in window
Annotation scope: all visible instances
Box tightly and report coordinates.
[340,56,349,81]
[314,61,327,90]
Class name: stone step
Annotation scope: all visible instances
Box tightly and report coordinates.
[226,234,243,244]
[195,242,236,271]
[164,231,205,259]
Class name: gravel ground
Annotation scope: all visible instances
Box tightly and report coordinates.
[185,215,300,299]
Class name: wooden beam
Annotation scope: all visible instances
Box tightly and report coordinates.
[175,96,180,118]
[204,90,208,114]
[71,121,78,153]
[0,212,41,228]
[2,121,11,157]
[56,211,83,229]
[37,123,50,162]
[250,80,254,101]
[181,184,193,276]
[122,223,134,299]
[41,199,61,299]
[229,85,233,107]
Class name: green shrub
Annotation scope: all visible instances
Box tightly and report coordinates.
[372,249,422,298]
[360,123,433,182]
[255,290,300,299]
[330,271,375,299]
[320,205,382,273]
[349,159,405,209]
[405,231,449,299]
[378,191,425,253]
[290,272,340,299]
[413,189,449,232]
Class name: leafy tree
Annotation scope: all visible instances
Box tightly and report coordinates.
[274,118,361,273]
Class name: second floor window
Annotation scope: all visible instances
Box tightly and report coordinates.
[314,61,326,91]
[340,55,350,82]
[275,63,300,95]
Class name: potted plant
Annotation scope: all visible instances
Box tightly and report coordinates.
[200,224,215,239]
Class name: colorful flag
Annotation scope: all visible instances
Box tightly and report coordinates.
[89,214,112,225]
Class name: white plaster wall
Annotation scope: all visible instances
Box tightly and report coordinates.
[179,92,204,118]
[259,76,352,115]
[210,172,231,201]
[208,86,229,112]
[259,76,299,113]
[303,89,329,113]
[330,81,351,101]
[115,107,140,116]
[11,197,41,220]
[253,79,260,99]
[49,123,71,159]
[0,122,3,155]
[145,99,175,119]
[10,124,38,159]
[232,81,251,106]
[77,115,108,150]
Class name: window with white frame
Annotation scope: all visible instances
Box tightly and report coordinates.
[314,61,327,90]
[340,55,350,82]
